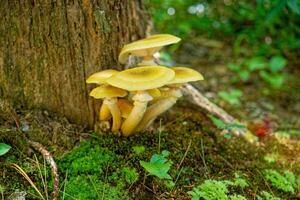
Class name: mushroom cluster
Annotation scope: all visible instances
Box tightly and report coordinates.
[86,34,204,136]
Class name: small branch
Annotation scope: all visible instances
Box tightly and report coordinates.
[27,140,59,200]
[177,139,192,170]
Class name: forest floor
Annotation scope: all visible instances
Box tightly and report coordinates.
[0,38,300,200]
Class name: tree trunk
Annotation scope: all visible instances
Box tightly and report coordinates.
[0,0,150,128]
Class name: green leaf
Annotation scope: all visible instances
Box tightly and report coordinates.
[246,57,266,71]
[0,143,11,156]
[260,71,285,88]
[132,146,145,155]
[287,0,300,15]
[269,56,287,72]
[266,0,287,22]
[223,133,233,139]
[218,89,243,105]
[208,115,246,130]
[140,150,172,180]
[227,63,240,72]
[238,70,250,81]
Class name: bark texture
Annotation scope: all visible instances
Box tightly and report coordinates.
[0,0,150,127]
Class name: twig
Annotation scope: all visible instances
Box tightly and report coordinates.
[200,139,209,178]
[11,163,45,200]
[27,140,59,200]
[177,140,192,170]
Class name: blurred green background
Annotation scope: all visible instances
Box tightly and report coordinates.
[146,0,300,90]
[146,0,300,56]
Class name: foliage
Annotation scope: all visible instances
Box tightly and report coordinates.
[132,145,145,155]
[146,0,300,55]
[109,167,139,185]
[228,55,287,88]
[140,150,172,180]
[208,115,246,130]
[233,173,249,189]
[264,170,297,193]
[218,89,243,106]
[256,191,281,200]
[0,143,11,156]
[229,194,247,200]
[187,180,231,200]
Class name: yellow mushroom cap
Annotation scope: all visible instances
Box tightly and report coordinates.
[89,85,127,99]
[117,99,133,118]
[118,34,181,64]
[86,69,119,84]
[106,66,175,91]
[167,67,204,85]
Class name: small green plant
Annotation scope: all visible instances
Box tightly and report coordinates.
[132,145,145,155]
[264,153,279,163]
[227,63,250,81]
[187,180,231,200]
[264,170,297,193]
[218,89,243,106]
[256,191,281,200]
[140,150,172,180]
[228,55,287,88]
[0,143,11,156]
[110,167,139,185]
[208,115,246,131]
[0,185,5,200]
[229,194,247,200]
[233,173,249,189]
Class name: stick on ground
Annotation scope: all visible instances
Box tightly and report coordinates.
[27,140,59,200]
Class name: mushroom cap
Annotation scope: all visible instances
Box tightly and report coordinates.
[86,69,119,84]
[167,67,204,85]
[106,66,175,91]
[89,85,127,99]
[118,34,181,64]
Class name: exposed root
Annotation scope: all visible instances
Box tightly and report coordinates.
[27,140,59,200]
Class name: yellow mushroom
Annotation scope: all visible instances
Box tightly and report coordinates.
[118,34,181,66]
[106,65,175,136]
[86,69,119,84]
[117,99,133,119]
[136,67,204,131]
[86,69,119,121]
[89,85,127,133]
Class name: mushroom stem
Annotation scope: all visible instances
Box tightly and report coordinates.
[99,103,111,121]
[136,97,177,131]
[138,58,157,66]
[104,98,122,133]
[136,89,182,131]
[121,91,153,137]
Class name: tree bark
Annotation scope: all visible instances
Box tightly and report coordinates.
[0,0,150,128]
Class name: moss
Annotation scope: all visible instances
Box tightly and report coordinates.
[64,175,130,200]
[264,170,297,193]
[93,9,112,33]
[58,140,138,200]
